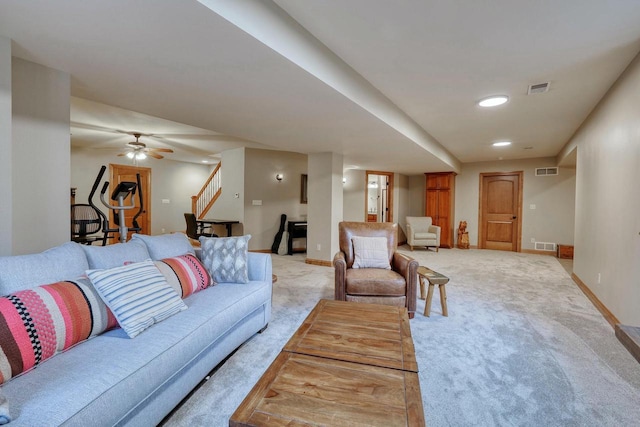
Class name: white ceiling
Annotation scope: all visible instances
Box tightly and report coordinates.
[2,0,640,173]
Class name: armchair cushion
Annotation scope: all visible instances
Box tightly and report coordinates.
[346,269,406,296]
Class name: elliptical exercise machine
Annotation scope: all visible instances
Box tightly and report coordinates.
[88,165,144,244]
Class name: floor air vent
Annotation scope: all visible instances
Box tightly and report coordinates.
[535,242,556,251]
[535,167,558,176]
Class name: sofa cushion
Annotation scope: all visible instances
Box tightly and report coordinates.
[86,260,187,339]
[414,232,437,240]
[0,279,272,426]
[200,235,251,284]
[154,254,213,298]
[351,236,391,269]
[0,278,117,384]
[81,240,150,269]
[131,233,195,260]
[0,242,89,295]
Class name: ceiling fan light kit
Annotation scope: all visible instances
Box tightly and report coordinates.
[118,133,173,162]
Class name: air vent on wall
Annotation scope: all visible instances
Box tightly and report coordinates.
[535,167,558,176]
[535,242,556,251]
[528,82,550,94]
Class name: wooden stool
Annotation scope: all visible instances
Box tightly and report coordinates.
[417,266,450,317]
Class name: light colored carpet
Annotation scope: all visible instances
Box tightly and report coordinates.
[164,247,640,426]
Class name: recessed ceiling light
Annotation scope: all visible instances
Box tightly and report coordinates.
[478,95,509,107]
[492,141,512,147]
[202,160,209,163]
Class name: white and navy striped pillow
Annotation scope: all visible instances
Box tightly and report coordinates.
[86,259,187,338]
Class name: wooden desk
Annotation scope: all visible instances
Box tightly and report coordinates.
[286,220,306,255]
[196,219,239,237]
[230,300,425,426]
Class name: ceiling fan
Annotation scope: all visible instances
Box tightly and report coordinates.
[117,133,174,160]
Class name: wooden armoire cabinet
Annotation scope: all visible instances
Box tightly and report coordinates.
[425,172,456,248]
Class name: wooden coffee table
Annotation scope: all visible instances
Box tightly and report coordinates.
[230,300,425,426]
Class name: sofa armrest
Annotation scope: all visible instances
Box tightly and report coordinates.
[406,223,414,244]
[429,224,441,241]
[247,252,272,283]
[333,251,347,301]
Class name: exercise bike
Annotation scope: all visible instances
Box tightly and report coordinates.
[87,165,144,244]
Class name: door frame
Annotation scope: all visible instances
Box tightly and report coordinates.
[478,171,523,251]
[364,170,394,223]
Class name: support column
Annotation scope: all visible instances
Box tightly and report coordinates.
[0,37,12,255]
[306,152,343,265]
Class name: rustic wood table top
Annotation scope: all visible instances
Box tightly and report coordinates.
[230,299,425,427]
[284,299,418,372]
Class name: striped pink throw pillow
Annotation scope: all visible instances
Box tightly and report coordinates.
[0,278,117,384]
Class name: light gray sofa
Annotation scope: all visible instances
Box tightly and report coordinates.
[0,234,272,426]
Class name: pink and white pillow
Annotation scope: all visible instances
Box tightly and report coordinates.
[154,253,213,298]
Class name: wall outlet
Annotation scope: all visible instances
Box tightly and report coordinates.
[597,273,601,284]
[530,204,536,209]
[162,199,170,204]
[530,238,535,243]
[252,200,262,206]
[161,228,166,233]
[316,244,321,251]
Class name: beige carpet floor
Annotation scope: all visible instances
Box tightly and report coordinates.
[164,247,640,426]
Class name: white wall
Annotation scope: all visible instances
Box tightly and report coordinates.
[455,158,576,250]
[395,173,410,242]
[243,148,308,251]
[308,152,343,262]
[343,169,365,221]
[71,147,212,235]
[568,52,640,325]
[0,38,12,255]
[206,147,245,236]
[12,58,70,254]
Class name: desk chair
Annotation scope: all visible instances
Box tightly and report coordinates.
[184,213,218,242]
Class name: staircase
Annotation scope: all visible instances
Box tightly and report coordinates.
[192,162,221,219]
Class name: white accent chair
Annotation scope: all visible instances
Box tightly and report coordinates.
[406,216,441,252]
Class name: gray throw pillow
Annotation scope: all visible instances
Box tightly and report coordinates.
[200,235,251,284]
[130,233,195,260]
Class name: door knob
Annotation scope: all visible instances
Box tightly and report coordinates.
[512,216,517,219]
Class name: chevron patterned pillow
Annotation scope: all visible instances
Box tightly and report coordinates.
[199,235,251,284]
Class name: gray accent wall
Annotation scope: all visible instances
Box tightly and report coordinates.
[243,148,308,251]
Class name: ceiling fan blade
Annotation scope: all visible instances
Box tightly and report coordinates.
[117,153,127,157]
[147,152,164,159]
[150,148,174,153]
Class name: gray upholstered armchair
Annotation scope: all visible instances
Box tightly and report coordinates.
[406,216,441,251]
[333,221,419,318]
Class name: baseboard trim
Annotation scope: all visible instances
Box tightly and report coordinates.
[305,258,332,267]
[250,249,272,253]
[521,249,556,256]
[615,324,640,364]
[571,273,619,329]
